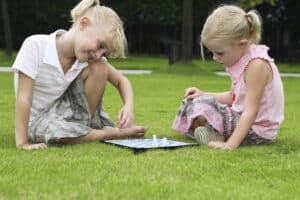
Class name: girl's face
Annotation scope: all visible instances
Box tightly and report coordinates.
[204,39,248,67]
[74,20,114,62]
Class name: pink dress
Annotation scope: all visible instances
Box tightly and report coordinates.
[172,44,284,141]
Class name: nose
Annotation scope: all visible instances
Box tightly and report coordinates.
[212,53,219,62]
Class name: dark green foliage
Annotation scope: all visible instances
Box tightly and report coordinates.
[0,0,299,61]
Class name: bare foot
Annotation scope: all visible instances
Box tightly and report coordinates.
[120,126,147,137]
[59,126,147,144]
[103,126,147,139]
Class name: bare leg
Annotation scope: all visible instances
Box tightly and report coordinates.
[190,116,207,132]
[81,61,108,116]
[61,62,147,145]
[60,126,147,144]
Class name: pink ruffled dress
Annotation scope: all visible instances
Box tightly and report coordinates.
[172,44,284,141]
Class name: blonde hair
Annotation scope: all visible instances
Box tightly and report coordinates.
[71,0,127,58]
[200,5,262,59]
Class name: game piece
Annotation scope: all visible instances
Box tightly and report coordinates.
[162,137,167,145]
[153,134,157,145]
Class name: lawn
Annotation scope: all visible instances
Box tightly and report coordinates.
[0,55,300,199]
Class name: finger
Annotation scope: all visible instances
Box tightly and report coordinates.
[137,132,146,137]
[186,94,196,100]
[208,142,215,148]
[31,144,43,150]
[209,141,228,150]
[184,88,191,95]
[222,143,232,150]
[119,121,125,128]
[22,144,32,150]
[186,95,192,100]
[184,89,193,97]
[28,143,48,150]
[23,145,34,150]
[123,118,133,128]
[118,110,123,123]
[39,143,48,149]
[119,116,127,128]
[208,141,220,148]
[122,116,133,128]
[184,92,189,98]
[126,119,134,127]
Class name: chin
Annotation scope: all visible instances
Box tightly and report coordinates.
[75,52,87,62]
[77,56,88,62]
[77,59,86,63]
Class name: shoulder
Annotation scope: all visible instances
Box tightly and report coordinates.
[12,34,51,77]
[17,34,53,62]
[247,58,271,70]
[18,34,51,55]
[22,34,50,48]
[16,34,49,61]
[245,58,272,85]
[246,58,272,72]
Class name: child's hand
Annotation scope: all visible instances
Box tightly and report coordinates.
[118,107,134,129]
[208,141,238,150]
[184,87,203,100]
[18,143,48,150]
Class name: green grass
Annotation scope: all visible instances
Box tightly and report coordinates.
[0,50,17,67]
[1,55,300,199]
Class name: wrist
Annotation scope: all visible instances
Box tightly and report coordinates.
[124,105,134,113]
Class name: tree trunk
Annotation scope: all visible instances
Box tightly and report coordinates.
[181,0,193,64]
[2,0,13,56]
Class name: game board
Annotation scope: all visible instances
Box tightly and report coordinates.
[103,135,198,150]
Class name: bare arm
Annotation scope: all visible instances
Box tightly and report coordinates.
[184,87,233,105]
[209,59,272,149]
[204,91,233,105]
[15,72,47,150]
[107,64,134,128]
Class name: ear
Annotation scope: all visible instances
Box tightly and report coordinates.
[239,39,249,49]
[79,17,91,31]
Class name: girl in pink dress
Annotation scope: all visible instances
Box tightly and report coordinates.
[172,5,284,150]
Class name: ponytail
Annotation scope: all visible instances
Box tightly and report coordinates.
[71,0,100,23]
[245,10,262,44]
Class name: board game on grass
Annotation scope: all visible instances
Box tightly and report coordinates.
[103,135,198,150]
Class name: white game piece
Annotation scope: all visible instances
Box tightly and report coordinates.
[162,137,167,145]
[153,134,157,145]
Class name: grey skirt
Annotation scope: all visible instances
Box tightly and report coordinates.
[29,76,114,144]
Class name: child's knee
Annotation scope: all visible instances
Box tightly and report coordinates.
[89,61,109,77]
[81,61,109,81]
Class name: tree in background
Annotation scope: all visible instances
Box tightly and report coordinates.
[1,0,13,56]
[1,0,299,62]
[239,0,278,8]
[181,0,193,64]
[0,0,74,52]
